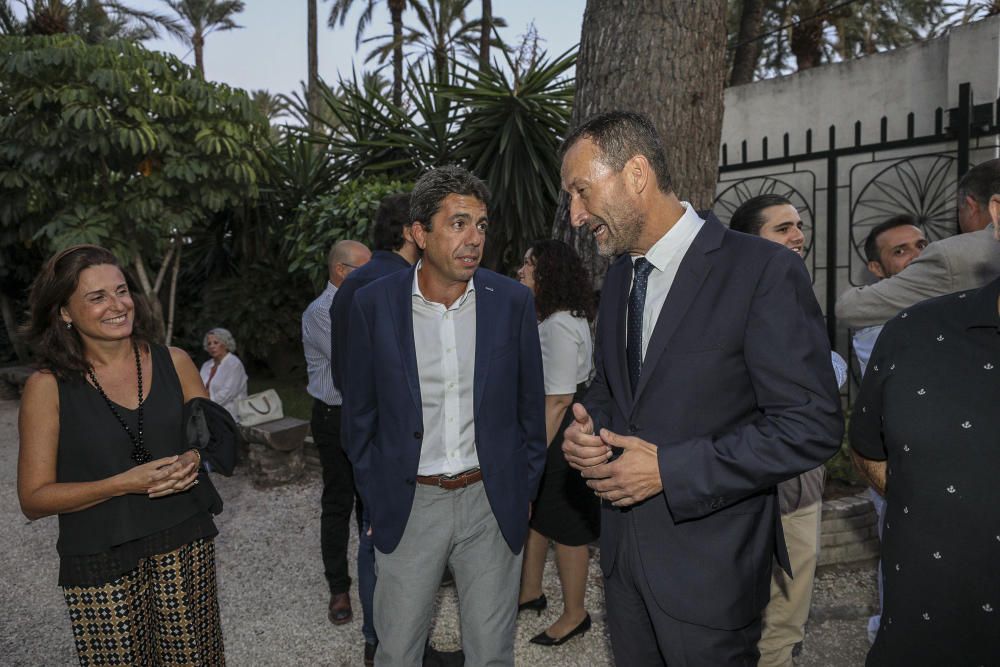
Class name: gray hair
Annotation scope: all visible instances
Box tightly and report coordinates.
[203,327,237,353]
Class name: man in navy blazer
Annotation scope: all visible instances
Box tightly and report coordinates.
[342,166,546,667]
[561,112,844,665]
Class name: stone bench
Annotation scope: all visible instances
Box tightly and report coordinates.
[239,417,311,488]
[818,492,880,570]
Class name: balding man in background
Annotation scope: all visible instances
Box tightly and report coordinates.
[302,239,372,625]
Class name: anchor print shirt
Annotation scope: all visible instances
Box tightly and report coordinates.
[850,277,1000,666]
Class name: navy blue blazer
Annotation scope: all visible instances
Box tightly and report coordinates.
[342,266,547,554]
[586,216,843,630]
[330,250,412,390]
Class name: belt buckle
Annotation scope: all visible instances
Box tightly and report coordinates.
[439,471,461,488]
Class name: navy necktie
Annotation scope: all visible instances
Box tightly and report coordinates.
[627,257,654,394]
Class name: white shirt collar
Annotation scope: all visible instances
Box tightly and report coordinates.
[632,201,704,272]
[411,260,476,308]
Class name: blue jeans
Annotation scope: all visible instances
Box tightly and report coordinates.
[359,508,377,645]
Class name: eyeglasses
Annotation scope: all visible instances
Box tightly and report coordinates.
[340,262,360,271]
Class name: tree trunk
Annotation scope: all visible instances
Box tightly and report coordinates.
[729,0,764,86]
[389,0,405,106]
[307,0,319,127]
[165,236,182,346]
[478,0,492,71]
[194,32,205,75]
[554,0,729,289]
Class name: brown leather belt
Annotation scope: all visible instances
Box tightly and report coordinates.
[416,468,483,490]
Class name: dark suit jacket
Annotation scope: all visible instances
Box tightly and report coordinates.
[587,216,843,630]
[342,266,547,554]
[330,250,412,390]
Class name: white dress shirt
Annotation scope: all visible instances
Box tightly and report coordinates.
[629,202,705,359]
[538,311,593,395]
[302,281,342,406]
[411,263,479,476]
[852,325,883,377]
[199,352,248,421]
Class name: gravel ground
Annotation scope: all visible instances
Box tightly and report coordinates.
[0,398,875,666]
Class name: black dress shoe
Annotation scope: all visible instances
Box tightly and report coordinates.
[529,613,592,646]
[328,592,352,625]
[517,593,547,616]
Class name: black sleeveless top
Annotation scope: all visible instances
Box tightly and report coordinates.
[56,343,218,586]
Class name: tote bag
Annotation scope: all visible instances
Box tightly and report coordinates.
[236,389,284,426]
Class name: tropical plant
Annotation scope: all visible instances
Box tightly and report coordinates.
[727,0,1000,82]
[1,0,179,41]
[286,177,413,288]
[327,0,418,106]
[363,0,506,83]
[445,47,575,269]
[160,0,245,75]
[0,35,267,342]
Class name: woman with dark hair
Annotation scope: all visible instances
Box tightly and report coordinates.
[17,245,230,665]
[515,239,599,646]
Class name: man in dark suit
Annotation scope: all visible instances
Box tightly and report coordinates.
[560,111,844,665]
[329,193,417,666]
[342,166,547,667]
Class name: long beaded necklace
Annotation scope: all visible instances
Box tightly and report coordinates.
[86,341,153,465]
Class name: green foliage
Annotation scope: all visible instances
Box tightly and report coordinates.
[287,177,413,288]
[192,259,311,364]
[293,48,574,273]
[0,35,266,271]
[445,48,576,268]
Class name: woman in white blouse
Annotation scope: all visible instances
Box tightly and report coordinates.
[198,328,248,422]
[515,240,599,647]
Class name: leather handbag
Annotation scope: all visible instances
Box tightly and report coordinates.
[236,389,284,426]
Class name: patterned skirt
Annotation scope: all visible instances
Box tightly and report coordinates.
[62,538,224,666]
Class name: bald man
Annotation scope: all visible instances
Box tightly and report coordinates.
[302,239,372,625]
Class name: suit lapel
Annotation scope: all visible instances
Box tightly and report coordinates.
[473,270,492,415]
[632,219,723,407]
[390,267,422,413]
[600,257,634,419]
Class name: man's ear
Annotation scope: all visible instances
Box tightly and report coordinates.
[411,222,428,250]
[402,224,415,245]
[988,194,1000,226]
[625,155,649,195]
[867,260,887,280]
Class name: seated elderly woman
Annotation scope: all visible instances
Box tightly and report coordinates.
[199,327,248,421]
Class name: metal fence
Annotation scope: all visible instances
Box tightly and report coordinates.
[712,82,1000,397]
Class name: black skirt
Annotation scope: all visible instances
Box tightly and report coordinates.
[529,385,600,546]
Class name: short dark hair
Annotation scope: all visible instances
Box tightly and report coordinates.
[528,239,596,323]
[957,158,1000,208]
[410,166,490,230]
[560,111,673,193]
[20,244,157,379]
[864,214,919,263]
[372,192,412,252]
[728,194,793,236]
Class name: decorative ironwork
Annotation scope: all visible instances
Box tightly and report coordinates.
[714,173,817,271]
[848,154,957,285]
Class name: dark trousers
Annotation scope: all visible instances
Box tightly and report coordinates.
[605,514,761,666]
[313,400,362,595]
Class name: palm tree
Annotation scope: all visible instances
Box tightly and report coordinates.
[308,0,319,124]
[160,0,246,76]
[327,0,416,106]
[4,0,179,41]
[362,0,505,84]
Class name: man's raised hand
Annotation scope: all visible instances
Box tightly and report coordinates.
[562,403,611,470]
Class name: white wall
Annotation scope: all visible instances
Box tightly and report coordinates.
[721,16,1000,161]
